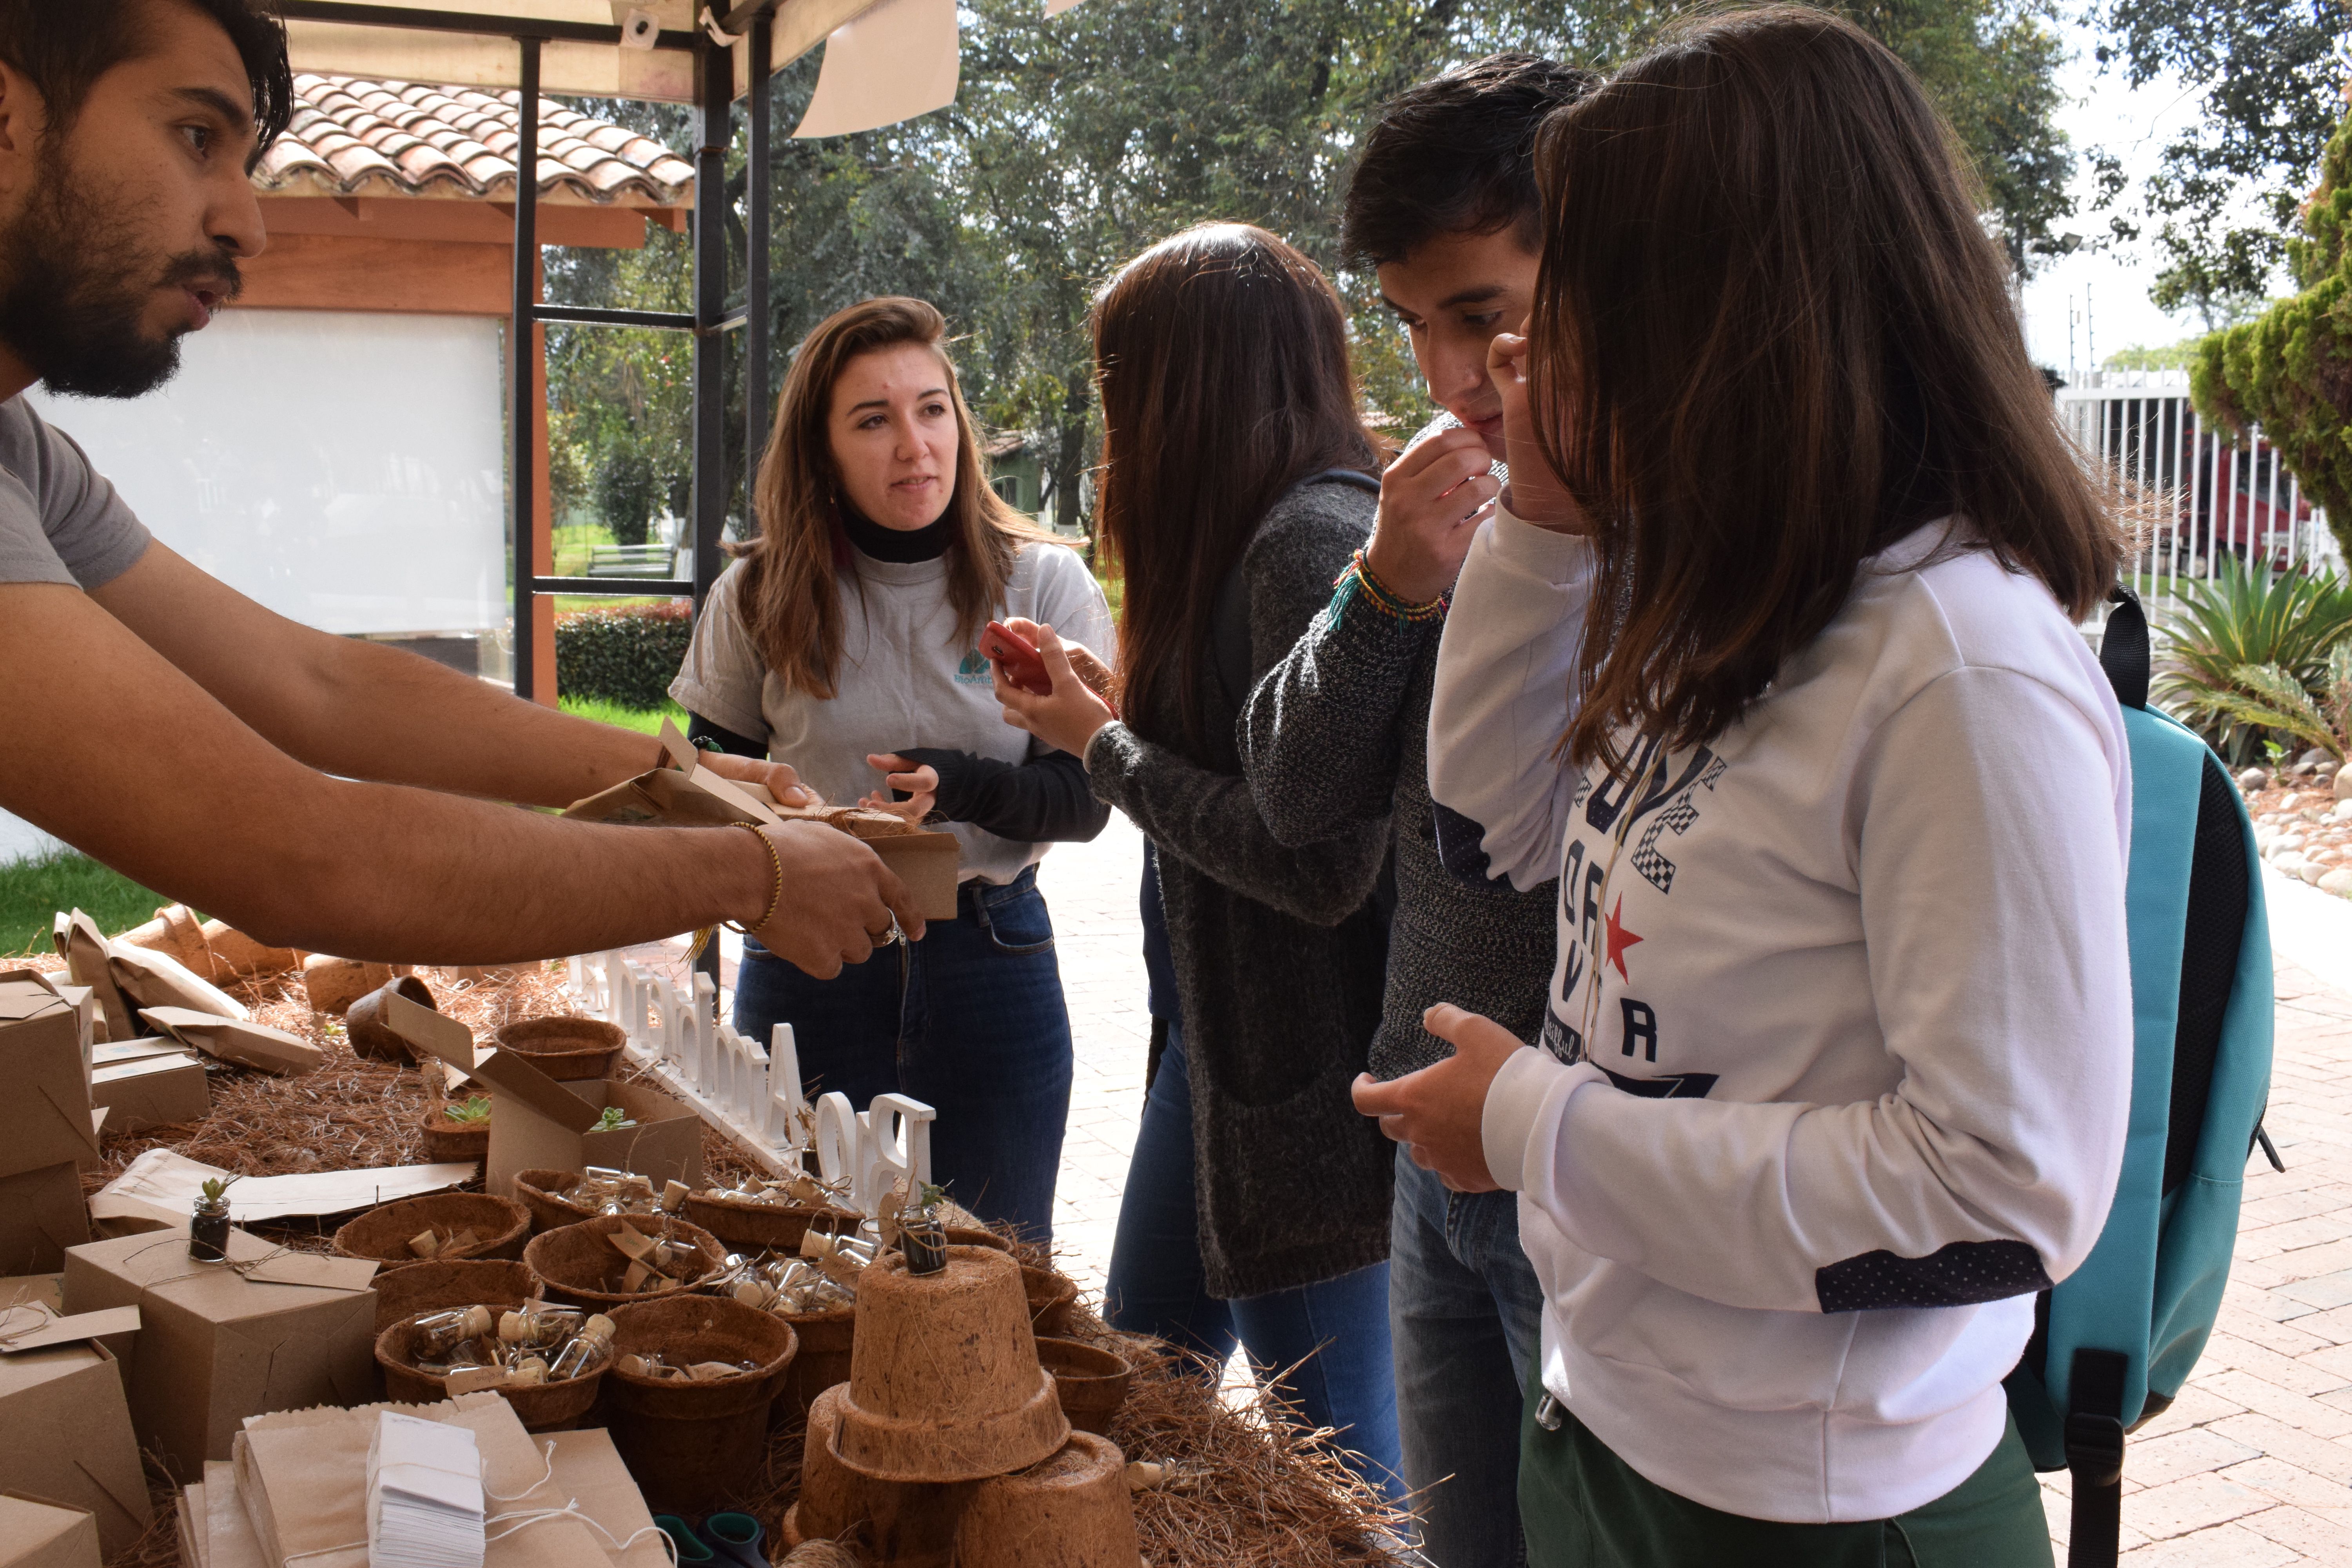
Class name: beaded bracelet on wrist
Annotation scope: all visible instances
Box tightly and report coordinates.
[1329,548,1448,625]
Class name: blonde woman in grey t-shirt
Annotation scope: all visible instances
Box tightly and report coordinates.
[673,297,1113,1244]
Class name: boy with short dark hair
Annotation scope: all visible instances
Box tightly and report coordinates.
[1238,52,1597,1568]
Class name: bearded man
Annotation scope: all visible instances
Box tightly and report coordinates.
[0,0,925,973]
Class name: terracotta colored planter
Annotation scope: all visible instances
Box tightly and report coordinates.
[1034,1338,1132,1436]
[332,1192,530,1270]
[785,1382,970,1566]
[376,1311,606,1431]
[682,1189,853,1253]
[1021,1265,1080,1339]
[955,1432,1139,1568]
[492,1016,626,1081]
[832,1246,1068,1484]
[605,1295,798,1513]
[370,1258,534,1335]
[522,1214,728,1310]
[348,975,439,1063]
[514,1169,597,1234]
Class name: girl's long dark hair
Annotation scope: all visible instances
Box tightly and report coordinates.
[1530,6,2122,768]
[1091,223,1377,753]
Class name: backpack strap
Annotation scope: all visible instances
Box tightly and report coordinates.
[2066,1347,2129,1568]
[2101,586,2151,711]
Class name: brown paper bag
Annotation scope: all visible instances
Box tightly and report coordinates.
[55,913,131,1044]
[115,905,216,976]
[137,1008,321,1077]
[107,945,249,1023]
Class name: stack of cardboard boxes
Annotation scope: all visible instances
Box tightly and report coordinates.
[0,971,101,1276]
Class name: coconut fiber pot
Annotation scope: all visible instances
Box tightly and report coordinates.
[778,1300,857,1418]
[681,1190,853,1254]
[421,1101,491,1164]
[347,975,438,1063]
[522,1214,728,1310]
[334,1192,530,1270]
[492,1016,626,1081]
[1034,1338,1132,1437]
[955,1433,1138,1568]
[376,1311,607,1432]
[370,1258,535,1335]
[605,1295,797,1513]
[514,1170,597,1234]
[1021,1265,1080,1339]
[832,1246,1068,1485]
[784,1382,971,1567]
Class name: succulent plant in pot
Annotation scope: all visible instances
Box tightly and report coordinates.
[191,1175,238,1262]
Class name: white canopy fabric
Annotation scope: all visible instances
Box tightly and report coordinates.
[281,0,881,105]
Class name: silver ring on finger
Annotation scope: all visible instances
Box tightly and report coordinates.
[868,911,904,948]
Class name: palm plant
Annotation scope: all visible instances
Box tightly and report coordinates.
[2154,556,2352,760]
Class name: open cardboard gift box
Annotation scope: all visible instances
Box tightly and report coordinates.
[0,1491,102,1568]
[0,1325,151,1556]
[563,721,960,919]
[386,995,702,1202]
[61,1227,378,1483]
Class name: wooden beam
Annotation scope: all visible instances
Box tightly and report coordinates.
[237,233,513,314]
[257,196,672,249]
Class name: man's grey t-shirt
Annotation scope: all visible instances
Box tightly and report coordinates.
[0,397,153,589]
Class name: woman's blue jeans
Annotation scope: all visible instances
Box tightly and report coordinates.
[732,866,1073,1246]
[1105,1021,1403,1498]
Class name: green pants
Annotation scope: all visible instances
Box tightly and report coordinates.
[1518,1386,2054,1568]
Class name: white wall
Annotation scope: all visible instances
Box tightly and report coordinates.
[29,308,508,636]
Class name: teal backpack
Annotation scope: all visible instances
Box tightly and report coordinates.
[2002,587,2279,1568]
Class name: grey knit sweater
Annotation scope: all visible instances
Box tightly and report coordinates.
[1084,481,1395,1300]
[1239,501,1561,1082]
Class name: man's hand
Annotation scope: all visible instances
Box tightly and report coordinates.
[1487,328,1585,534]
[992,619,1119,759]
[1363,427,1499,604]
[858,753,939,822]
[1350,1004,1527,1192]
[699,750,817,808]
[748,821,927,979]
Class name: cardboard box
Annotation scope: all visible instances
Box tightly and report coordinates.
[61,1227,377,1482]
[563,724,961,919]
[89,1052,209,1134]
[0,1339,150,1557]
[0,983,99,1179]
[0,1166,88,1277]
[0,1492,101,1568]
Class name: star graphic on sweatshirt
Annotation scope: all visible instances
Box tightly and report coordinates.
[1605,894,1643,981]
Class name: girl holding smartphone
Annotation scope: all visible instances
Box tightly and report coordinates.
[673,296,1112,1245]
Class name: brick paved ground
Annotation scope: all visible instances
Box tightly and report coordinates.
[1030,822,2352,1562]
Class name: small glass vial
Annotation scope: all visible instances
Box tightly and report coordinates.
[548,1313,617,1381]
[413,1305,495,1359]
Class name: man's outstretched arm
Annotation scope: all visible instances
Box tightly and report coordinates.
[0,579,919,970]
[89,543,789,809]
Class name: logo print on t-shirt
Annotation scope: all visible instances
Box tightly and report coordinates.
[955,649,993,685]
[1604,895,1642,980]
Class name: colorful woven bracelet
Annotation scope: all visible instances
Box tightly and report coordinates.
[1329,548,1448,625]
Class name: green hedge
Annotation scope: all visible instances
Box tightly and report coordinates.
[555,600,694,710]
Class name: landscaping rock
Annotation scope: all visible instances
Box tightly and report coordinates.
[2337,769,2352,801]
[2303,860,2327,885]
[2298,748,2330,773]
[2239,768,2271,793]
[2274,853,2309,880]
[2320,868,2352,897]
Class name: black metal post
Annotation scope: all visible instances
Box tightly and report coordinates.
[690,34,731,612]
[746,11,773,500]
[691,33,734,996]
[510,35,541,702]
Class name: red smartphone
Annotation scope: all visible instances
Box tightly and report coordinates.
[980,620,1053,696]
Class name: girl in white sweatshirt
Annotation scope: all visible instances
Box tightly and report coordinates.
[1355,10,2131,1564]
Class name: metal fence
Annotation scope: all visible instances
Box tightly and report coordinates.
[2056,371,2338,611]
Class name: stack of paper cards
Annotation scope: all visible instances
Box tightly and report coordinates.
[366,1410,486,1568]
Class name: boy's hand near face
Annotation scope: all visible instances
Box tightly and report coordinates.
[1364,426,1500,604]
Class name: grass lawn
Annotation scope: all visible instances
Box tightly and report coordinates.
[0,847,168,956]
[560,695,690,737]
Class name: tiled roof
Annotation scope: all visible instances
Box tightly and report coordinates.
[255,74,695,207]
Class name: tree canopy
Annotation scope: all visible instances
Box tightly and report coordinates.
[2089,0,2350,323]
[546,0,2081,545]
